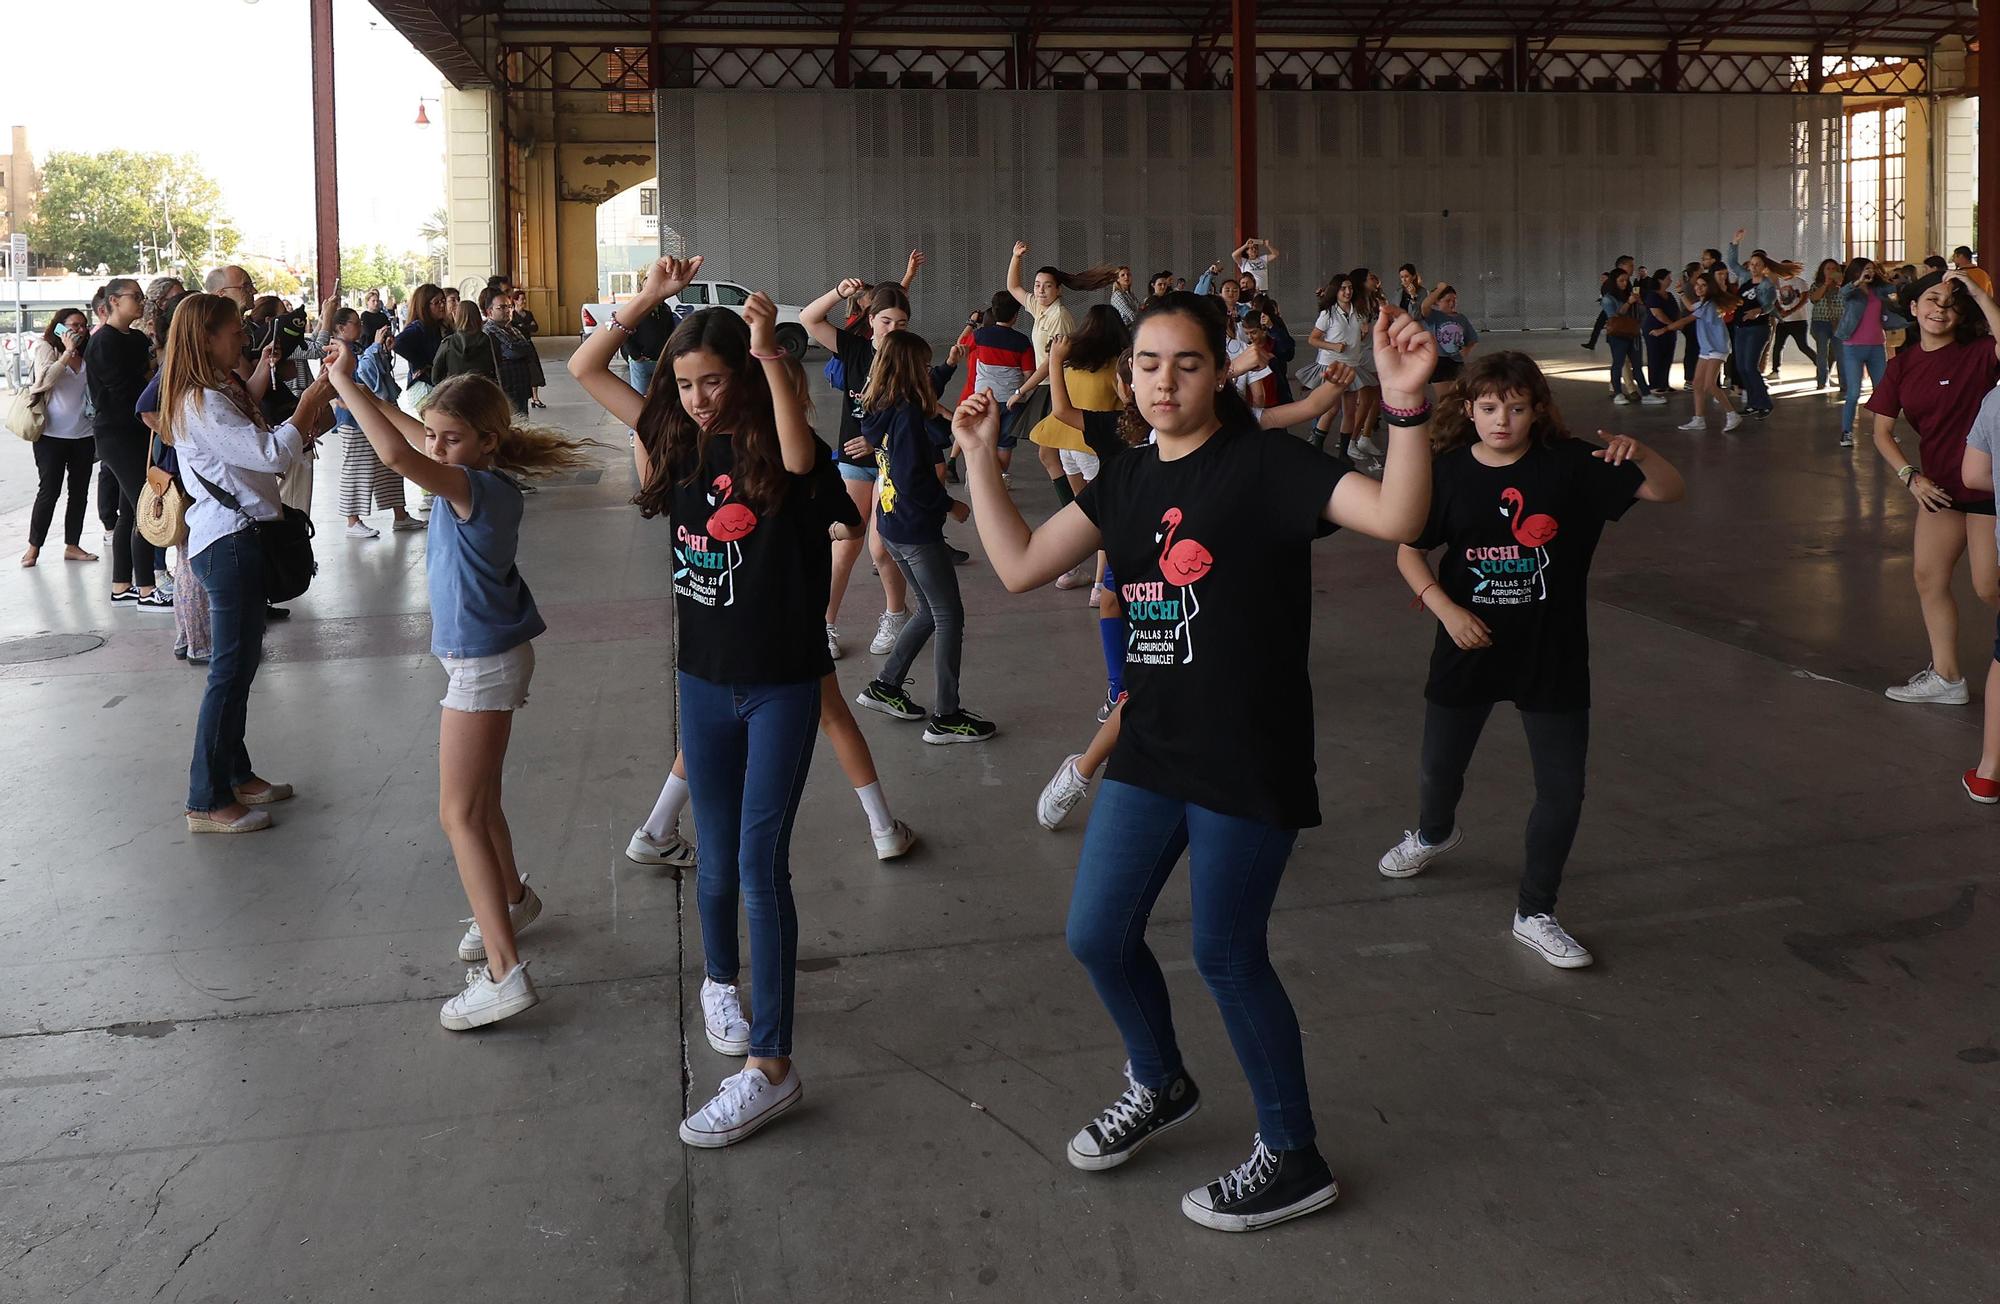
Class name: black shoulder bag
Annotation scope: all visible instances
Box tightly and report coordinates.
[187,464,318,602]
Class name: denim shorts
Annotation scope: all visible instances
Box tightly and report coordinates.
[438,641,535,712]
[1699,351,1729,363]
[837,461,878,483]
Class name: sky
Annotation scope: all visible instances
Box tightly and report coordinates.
[1,0,446,259]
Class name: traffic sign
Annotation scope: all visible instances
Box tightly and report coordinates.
[9,232,26,270]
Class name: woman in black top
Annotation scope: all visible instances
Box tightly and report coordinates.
[83,278,167,607]
[1378,351,1684,969]
[953,291,1437,1233]
[569,256,834,1152]
[392,283,449,405]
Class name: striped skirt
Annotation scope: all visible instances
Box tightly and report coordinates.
[338,425,407,517]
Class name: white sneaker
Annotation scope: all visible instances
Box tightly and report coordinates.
[345,521,380,539]
[457,880,544,961]
[700,977,751,1055]
[391,515,426,532]
[1512,913,1594,969]
[872,818,916,861]
[440,960,540,1029]
[1884,665,1971,705]
[1676,416,1707,432]
[1838,431,1855,448]
[869,608,909,655]
[626,827,697,869]
[1640,394,1667,406]
[1377,827,1463,879]
[826,622,842,660]
[1722,413,1743,432]
[1038,755,1091,831]
[678,1066,803,1148]
[1352,434,1384,459]
[1088,582,1105,606]
[1054,565,1090,590]
[1611,393,1633,405]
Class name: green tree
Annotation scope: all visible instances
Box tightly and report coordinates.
[27,150,237,275]
[339,243,403,297]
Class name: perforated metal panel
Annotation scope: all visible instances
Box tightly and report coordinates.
[656,89,1841,339]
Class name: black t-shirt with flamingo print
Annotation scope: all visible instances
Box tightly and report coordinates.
[668,433,843,685]
[1076,419,1349,829]
[1414,439,1644,711]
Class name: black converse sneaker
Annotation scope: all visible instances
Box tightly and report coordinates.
[1181,1134,1339,1232]
[1066,1062,1200,1171]
[855,679,925,721]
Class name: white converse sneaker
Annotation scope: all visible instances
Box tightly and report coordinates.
[1352,434,1384,459]
[700,977,751,1055]
[1640,393,1667,406]
[1037,754,1091,831]
[1676,416,1707,432]
[869,608,909,655]
[1512,913,1594,969]
[826,622,842,660]
[1722,412,1743,432]
[678,1066,803,1148]
[457,880,544,961]
[440,960,540,1029]
[1884,665,1971,705]
[1377,827,1463,879]
[345,521,380,540]
[872,818,916,861]
[626,827,697,869]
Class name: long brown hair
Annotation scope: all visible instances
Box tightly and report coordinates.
[633,308,786,519]
[1697,268,1741,313]
[408,283,446,332]
[1428,351,1570,454]
[861,330,936,414]
[159,293,265,445]
[418,375,598,477]
[1035,262,1121,294]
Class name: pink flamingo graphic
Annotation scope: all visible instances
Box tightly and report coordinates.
[1499,487,1558,598]
[1155,507,1214,664]
[705,474,758,606]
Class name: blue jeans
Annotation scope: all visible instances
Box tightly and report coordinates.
[678,671,820,1058]
[1608,335,1644,394]
[1811,320,1840,389]
[626,357,656,398]
[1065,780,1314,1149]
[187,530,268,811]
[1841,342,1887,435]
[1733,322,1771,409]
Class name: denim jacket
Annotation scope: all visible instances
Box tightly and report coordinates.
[333,343,401,427]
[1726,243,1780,321]
[1834,281,1901,343]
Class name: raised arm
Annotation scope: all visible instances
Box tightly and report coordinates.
[1325,306,1435,542]
[1006,242,1035,310]
[1726,230,1749,281]
[900,248,926,290]
[1945,270,2000,361]
[951,390,1101,590]
[801,276,862,353]
[745,292,817,475]
[1419,283,1446,316]
[323,338,470,511]
[569,255,702,429]
[1231,239,1255,262]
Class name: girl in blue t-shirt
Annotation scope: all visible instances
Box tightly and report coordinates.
[323,350,595,1033]
[1658,270,1743,434]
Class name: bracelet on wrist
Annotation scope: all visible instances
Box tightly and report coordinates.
[1410,581,1438,612]
[605,317,634,336]
[1381,400,1433,428]
[1897,464,1917,484]
[749,348,786,362]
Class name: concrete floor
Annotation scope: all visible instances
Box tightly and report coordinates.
[2,335,1995,1303]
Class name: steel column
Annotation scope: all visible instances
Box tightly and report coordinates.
[1232,0,1257,242]
[1984,0,1999,263]
[309,0,340,300]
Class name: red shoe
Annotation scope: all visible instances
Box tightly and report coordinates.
[1962,769,2000,805]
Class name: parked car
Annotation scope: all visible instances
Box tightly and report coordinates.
[580,280,811,357]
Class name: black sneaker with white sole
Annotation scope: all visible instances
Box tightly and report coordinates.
[922,709,996,745]
[1181,1134,1339,1232]
[1066,1062,1200,1171]
[855,679,924,721]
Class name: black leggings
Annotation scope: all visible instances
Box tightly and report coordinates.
[96,461,120,530]
[29,438,96,549]
[1770,320,1817,370]
[93,429,154,589]
[1416,700,1589,918]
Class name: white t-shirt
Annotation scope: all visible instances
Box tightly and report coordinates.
[1238,255,1270,290]
[1777,275,1810,322]
[41,356,93,439]
[1314,306,1363,367]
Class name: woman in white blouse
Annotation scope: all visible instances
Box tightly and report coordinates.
[21,309,99,567]
[160,294,334,834]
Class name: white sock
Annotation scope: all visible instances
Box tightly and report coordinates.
[855,782,893,836]
[1069,760,1093,786]
[642,772,690,841]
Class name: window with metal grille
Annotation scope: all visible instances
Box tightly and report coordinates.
[640,187,657,216]
[608,47,650,114]
[1844,104,1905,263]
